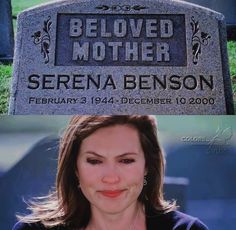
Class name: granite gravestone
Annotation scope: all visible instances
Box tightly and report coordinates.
[0,0,14,64]
[166,143,236,230]
[0,136,59,230]
[9,0,234,114]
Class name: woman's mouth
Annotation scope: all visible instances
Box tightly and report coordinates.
[99,189,126,198]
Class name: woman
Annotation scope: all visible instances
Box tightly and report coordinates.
[13,115,208,230]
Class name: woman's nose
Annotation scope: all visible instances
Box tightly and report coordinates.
[101,165,120,184]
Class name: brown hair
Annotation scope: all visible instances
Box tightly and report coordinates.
[18,116,175,229]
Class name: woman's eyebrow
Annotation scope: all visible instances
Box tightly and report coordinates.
[84,151,138,158]
[84,151,104,158]
[116,152,138,158]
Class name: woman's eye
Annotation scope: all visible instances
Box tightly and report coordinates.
[86,158,102,165]
[120,159,135,164]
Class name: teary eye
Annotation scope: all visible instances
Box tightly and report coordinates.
[120,158,135,164]
[86,158,102,165]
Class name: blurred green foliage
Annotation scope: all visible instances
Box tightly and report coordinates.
[227,41,236,94]
[11,0,53,32]
[11,0,52,17]
[0,65,12,114]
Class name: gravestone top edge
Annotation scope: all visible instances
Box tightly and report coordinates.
[17,0,224,19]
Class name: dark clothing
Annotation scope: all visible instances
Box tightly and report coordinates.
[13,207,208,230]
[146,210,208,230]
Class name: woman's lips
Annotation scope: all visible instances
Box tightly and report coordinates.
[99,189,126,198]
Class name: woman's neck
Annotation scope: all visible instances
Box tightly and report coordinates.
[85,202,146,230]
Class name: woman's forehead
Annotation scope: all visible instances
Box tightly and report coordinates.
[79,124,143,155]
[85,124,139,138]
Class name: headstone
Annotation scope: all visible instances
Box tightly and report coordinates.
[9,0,234,114]
[0,0,14,64]
[164,176,189,212]
[0,136,59,230]
[165,143,236,230]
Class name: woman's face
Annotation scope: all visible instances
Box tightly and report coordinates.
[76,124,146,215]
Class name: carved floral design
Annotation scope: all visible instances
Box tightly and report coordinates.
[96,5,148,12]
[32,16,52,64]
[190,16,211,65]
